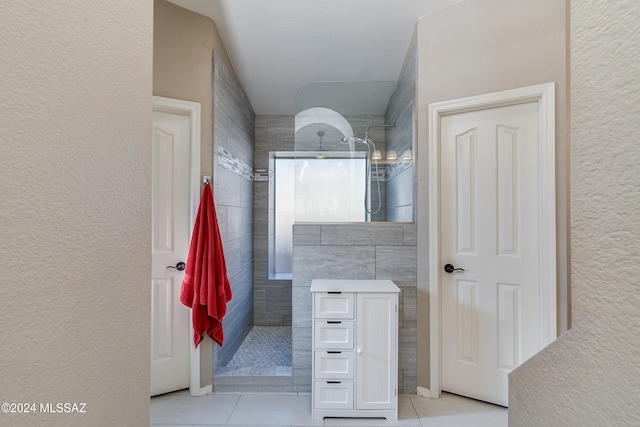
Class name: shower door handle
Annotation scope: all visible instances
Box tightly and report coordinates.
[166,262,186,271]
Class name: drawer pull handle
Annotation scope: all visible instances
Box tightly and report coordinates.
[327,351,342,354]
[327,381,341,384]
[327,291,342,294]
[326,321,342,324]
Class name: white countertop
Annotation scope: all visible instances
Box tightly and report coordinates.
[310,279,400,293]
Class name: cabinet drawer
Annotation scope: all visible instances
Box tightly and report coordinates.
[314,351,355,379]
[314,292,354,319]
[314,321,354,349]
[314,381,354,409]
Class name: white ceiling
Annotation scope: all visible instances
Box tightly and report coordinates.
[167,0,462,115]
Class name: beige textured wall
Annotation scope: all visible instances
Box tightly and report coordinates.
[415,0,568,389]
[0,1,152,426]
[154,0,236,180]
[509,1,640,425]
[153,0,238,388]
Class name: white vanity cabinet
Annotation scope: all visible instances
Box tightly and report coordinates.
[310,279,400,420]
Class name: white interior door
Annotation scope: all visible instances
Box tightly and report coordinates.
[150,107,192,396]
[439,101,545,407]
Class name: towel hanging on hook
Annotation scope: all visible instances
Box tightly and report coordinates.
[180,181,232,347]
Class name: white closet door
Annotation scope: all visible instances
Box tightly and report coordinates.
[355,293,397,410]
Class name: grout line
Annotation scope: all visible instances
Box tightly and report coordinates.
[408,395,423,427]
[224,394,242,425]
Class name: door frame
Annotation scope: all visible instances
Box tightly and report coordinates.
[426,83,556,398]
[152,96,209,396]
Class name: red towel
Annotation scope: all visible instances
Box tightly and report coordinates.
[180,183,232,347]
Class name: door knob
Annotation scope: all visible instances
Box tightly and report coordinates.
[166,262,186,271]
[444,263,464,273]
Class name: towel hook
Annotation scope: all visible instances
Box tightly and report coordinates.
[202,176,211,185]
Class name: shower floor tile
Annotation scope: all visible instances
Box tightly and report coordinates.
[217,326,291,377]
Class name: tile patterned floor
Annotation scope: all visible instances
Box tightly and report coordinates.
[216,326,292,377]
[150,390,508,426]
[225,326,291,368]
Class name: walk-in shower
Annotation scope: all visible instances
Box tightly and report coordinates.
[216,79,415,393]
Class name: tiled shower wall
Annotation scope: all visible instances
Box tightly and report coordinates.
[385,36,416,222]
[253,116,295,326]
[212,53,255,369]
[291,223,417,394]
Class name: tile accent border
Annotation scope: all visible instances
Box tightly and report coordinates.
[253,168,272,182]
[217,145,254,181]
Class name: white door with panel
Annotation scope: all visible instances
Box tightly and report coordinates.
[440,101,544,407]
[150,107,192,396]
[356,292,398,411]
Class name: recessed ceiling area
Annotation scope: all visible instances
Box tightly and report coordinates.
[167,0,462,115]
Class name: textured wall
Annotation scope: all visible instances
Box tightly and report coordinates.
[154,0,215,180]
[509,1,640,425]
[0,1,152,426]
[414,0,568,389]
[212,54,255,370]
[292,223,417,393]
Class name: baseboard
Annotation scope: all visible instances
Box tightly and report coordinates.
[190,385,212,397]
[417,386,431,398]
